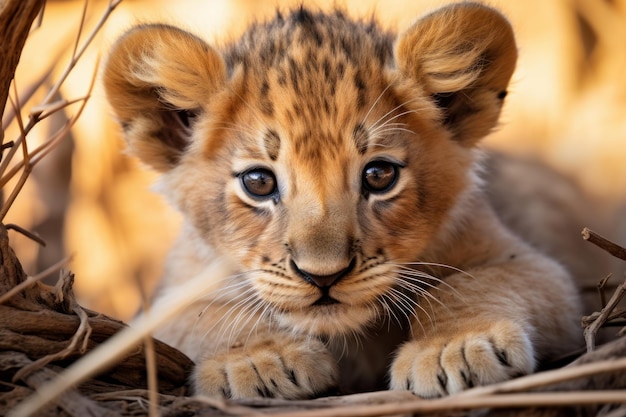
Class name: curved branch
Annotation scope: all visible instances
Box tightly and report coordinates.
[0,0,46,142]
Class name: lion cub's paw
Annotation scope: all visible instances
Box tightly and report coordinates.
[193,337,337,399]
[390,321,535,398]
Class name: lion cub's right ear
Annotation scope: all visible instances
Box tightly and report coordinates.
[396,3,517,146]
[103,25,226,172]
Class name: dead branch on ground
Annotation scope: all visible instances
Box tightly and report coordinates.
[582,228,626,351]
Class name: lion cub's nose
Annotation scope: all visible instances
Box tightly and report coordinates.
[290,258,356,288]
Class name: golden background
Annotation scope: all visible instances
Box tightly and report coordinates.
[5,0,626,320]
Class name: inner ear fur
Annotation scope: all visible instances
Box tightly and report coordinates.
[395,3,517,145]
[103,24,226,171]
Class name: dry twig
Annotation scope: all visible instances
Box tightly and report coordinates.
[4,223,46,246]
[137,278,160,417]
[584,279,626,351]
[0,254,73,306]
[582,227,626,261]
[12,271,93,382]
[0,0,46,137]
[581,227,626,350]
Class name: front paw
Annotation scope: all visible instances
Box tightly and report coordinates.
[193,337,337,399]
[390,321,535,398]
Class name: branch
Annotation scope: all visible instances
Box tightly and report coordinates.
[0,0,46,135]
[584,278,626,351]
[582,227,626,260]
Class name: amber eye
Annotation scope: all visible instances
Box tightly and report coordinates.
[240,168,278,199]
[362,160,399,194]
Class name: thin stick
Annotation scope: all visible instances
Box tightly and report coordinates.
[137,277,159,417]
[5,223,46,246]
[279,391,626,417]
[0,119,68,190]
[32,95,93,121]
[0,141,15,163]
[583,308,626,327]
[2,65,55,128]
[32,53,98,168]
[0,254,74,305]
[582,227,626,260]
[10,81,28,165]
[455,356,626,398]
[598,273,613,308]
[584,278,626,352]
[0,168,32,221]
[142,336,159,417]
[72,0,89,61]
[40,0,121,107]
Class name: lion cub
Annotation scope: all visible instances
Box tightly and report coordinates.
[104,3,581,399]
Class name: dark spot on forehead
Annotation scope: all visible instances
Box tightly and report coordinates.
[288,57,301,93]
[354,71,367,109]
[336,62,345,79]
[294,6,315,24]
[353,123,369,155]
[264,129,281,161]
[260,80,273,116]
[277,69,287,86]
[323,58,332,79]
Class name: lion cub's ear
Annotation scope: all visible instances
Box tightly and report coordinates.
[103,25,226,171]
[396,3,517,146]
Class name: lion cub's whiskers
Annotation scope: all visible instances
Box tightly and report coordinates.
[362,78,396,124]
[389,262,468,328]
[368,100,421,139]
[402,261,475,279]
[394,262,469,299]
[209,292,266,355]
[381,287,432,333]
[190,272,265,353]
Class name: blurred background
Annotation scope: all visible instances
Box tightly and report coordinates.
[4,0,626,321]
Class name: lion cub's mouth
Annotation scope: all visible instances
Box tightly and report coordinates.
[312,293,340,306]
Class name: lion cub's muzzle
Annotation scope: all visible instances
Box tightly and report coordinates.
[290,257,357,305]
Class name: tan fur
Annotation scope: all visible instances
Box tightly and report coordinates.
[104,3,582,399]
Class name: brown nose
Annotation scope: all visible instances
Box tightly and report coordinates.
[291,258,356,288]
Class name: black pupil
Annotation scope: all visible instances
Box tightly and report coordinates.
[363,162,397,192]
[242,169,276,197]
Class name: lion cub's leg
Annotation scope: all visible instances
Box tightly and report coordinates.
[194,334,337,399]
[390,247,581,397]
[170,299,337,399]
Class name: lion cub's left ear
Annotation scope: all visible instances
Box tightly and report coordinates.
[396,3,517,146]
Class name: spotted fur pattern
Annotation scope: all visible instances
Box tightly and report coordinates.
[104,3,581,399]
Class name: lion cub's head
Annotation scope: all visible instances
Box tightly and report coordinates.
[103,4,516,336]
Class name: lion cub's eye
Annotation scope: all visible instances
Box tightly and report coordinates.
[362,160,399,194]
[240,168,278,199]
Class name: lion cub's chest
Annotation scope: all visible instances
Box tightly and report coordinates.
[328,319,408,393]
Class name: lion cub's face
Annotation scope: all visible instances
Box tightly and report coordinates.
[104,7,516,336]
[174,73,468,336]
